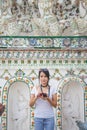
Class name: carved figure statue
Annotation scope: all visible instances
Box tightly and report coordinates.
[79,0,87,20]
[31,0,62,36]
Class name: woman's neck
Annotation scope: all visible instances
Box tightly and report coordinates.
[41,84,48,88]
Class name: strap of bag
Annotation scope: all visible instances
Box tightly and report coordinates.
[40,84,50,97]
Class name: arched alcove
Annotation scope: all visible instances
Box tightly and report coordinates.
[62,80,84,130]
[56,76,86,130]
[7,81,30,130]
[1,77,33,130]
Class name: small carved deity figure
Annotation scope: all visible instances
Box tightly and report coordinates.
[79,0,87,20]
[31,0,62,36]
[70,0,87,35]
[11,1,20,16]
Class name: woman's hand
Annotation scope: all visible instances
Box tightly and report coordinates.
[29,94,38,107]
[37,93,43,98]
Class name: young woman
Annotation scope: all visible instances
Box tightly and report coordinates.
[29,68,57,130]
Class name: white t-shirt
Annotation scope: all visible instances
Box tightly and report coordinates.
[31,85,57,118]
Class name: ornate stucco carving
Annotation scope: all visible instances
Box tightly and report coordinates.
[0,0,87,36]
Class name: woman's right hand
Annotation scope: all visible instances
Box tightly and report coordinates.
[37,93,43,98]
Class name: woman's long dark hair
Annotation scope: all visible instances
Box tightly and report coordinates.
[38,68,50,80]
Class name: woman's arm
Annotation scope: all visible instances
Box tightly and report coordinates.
[29,94,37,107]
[47,93,57,108]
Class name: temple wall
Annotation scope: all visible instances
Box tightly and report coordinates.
[0,37,87,130]
[0,0,87,130]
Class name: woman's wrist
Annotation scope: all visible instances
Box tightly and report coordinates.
[34,96,38,101]
[46,97,56,107]
[47,97,51,102]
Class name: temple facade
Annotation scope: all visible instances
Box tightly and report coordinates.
[0,37,87,130]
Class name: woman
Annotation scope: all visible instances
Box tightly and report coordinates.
[0,103,5,116]
[29,68,57,130]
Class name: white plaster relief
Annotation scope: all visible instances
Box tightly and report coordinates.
[62,81,84,130]
[7,82,30,130]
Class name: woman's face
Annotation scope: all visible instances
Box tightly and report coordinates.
[39,72,49,87]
